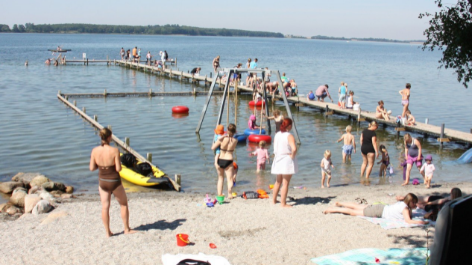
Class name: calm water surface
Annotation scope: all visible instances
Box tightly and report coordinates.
[0,34,471,202]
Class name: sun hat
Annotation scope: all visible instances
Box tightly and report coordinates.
[412,178,420,185]
[425,155,433,161]
[214,125,224,135]
[250,114,256,121]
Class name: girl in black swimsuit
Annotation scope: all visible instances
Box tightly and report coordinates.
[212,123,238,198]
[360,121,379,181]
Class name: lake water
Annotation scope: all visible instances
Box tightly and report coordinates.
[0,33,471,201]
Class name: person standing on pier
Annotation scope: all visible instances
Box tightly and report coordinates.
[245,58,252,85]
[315,84,333,103]
[146,51,152,65]
[132,47,137,62]
[399,83,411,119]
[213,55,220,73]
[137,49,141,62]
[120,48,125,60]
[89,128,137,238]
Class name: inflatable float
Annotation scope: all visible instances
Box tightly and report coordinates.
[457,148,472,164]
[244,128,266,136]
[233,133,248,142]
[249,100,265,107]
[119,154,167,187]
[172,106,189,114]
[248,134,272,143]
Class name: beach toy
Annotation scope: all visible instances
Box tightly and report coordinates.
[176,234,189,247]
[206,202,214,207]
[257,189,269,198]
[232,192,237,197]
[216,195,225,204]
[204,194,212,204]
[248,134,272,143]
[244,128,266,136]
[233,132,248,142]
[209,243,217,249]
[172,106,189,114]
[269,184,274,189]
[412,178,420,185]
[249,100,265,107]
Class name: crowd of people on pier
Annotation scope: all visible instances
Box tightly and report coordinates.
[120,47,170,67]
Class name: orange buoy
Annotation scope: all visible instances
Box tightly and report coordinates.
[248,134,272,143]
[172,106,189,114]
[249,100,265,107]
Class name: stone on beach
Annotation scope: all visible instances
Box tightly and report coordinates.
[32,200,53,215]
[42,182,66,192]
[50,190,63,197]
[65,186,74,194]
[12,172,44,187]
[0,181,24,194]
[0,203,8,212]
[24,194,41,213]
[9,189,27,208]
[6,205,21,215]
[12,187,27,195]
[29,176,51,188]
[39,191,55,202]
[28,186,41,194]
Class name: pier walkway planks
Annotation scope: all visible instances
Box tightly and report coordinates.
[112,60,472,145]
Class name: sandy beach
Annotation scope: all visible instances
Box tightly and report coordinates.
[1,182,470,265]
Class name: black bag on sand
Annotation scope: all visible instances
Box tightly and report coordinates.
[121,153,136,168]
[243,191,260,199]
[135,162,152,176]
[177,259,211,265]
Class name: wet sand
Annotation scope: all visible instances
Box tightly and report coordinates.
[1,182,470,265]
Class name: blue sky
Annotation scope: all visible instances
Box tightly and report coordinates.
[1,0,441,40]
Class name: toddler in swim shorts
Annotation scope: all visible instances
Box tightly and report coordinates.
[336,125,356,163]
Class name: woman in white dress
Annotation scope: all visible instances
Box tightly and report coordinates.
[271,118,298,208]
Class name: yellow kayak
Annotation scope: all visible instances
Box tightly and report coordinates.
[119,154,167,187]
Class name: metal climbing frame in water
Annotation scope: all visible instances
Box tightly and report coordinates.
[195,68,301,145]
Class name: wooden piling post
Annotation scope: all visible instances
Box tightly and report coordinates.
[175,57,177,67]
[175,174,181,186]
[94,115,97,121]
[107,125,112,130]
[82,107,86,113]
[73,100,76,106]
[147,153,152,163]
[86,58,89,66]
[104,89,107,97]
[149,88,152,97]
[125,137,130,146]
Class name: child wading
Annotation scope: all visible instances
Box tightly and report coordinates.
[420,155,435,188]
[251,141,270,172]
[337,125,356,163]
[377,145,390,177]
[320,150,335,188]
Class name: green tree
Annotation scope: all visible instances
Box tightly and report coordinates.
[0,24,10,32]
[18,24,26,32]
[12,24,19,32]
[419,0,472,88]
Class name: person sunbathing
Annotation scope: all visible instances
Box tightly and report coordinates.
[396,187,462,211]
[323,193,428,225]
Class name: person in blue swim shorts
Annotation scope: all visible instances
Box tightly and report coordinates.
[336,125,356,163]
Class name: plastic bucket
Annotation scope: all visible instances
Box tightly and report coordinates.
[176,234,189,247]
[216,195,225,204]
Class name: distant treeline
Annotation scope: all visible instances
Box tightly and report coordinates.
[311,35,424,43]
[0,23,284,38]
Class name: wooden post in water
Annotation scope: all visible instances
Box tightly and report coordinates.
[82,107,86,113]
[147,153,152,163]
[125,137,130,146]
[175,174,181,186]
[73,100,76,106]
[149,89,152,97]
[94,115,97,121]
[104,89,107,97]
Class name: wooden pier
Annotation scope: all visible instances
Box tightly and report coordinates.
[62,90,232,98]
[56,92,181,191]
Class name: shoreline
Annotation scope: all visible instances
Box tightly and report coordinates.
[1,181,469,264]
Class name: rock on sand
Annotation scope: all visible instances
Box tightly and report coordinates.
[0,181,24,194]
[9,190,27,208]
[29,176,50,188]
[24,194,41,213]
[12,172,43,187]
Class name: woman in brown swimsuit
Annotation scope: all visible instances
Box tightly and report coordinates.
[212,124,238,198]
[89,128,136,237]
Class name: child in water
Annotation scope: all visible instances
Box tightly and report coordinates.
[420,155,435,189]
[320,150,335,188]
[248,114,262,130]
[213,125,225,168]
[251,141,270,172]
[377,145,390,177]
[336,125,356,163]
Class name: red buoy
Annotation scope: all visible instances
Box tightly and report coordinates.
[249,100,265,107]
[172,106,189,114]
[248,134,272,143]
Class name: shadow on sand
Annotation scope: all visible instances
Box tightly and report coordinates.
[134,218,187,232]
[293,196,337,206]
